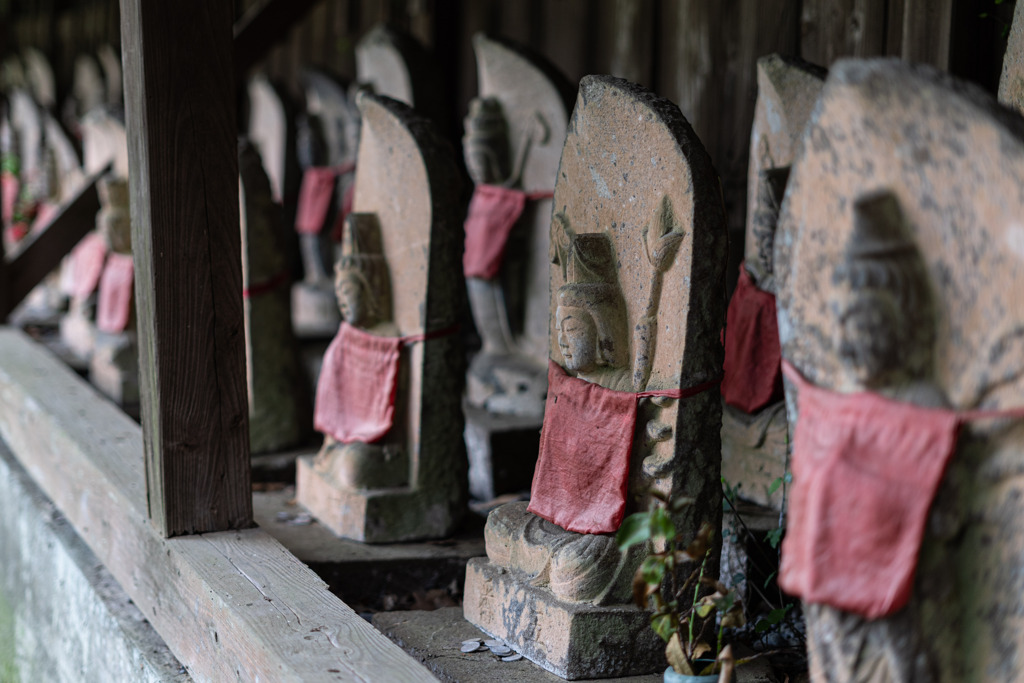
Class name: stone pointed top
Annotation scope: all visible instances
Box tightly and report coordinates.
[745,54,826,272]
[472,33,573,192]
[355,24,443,126]
[247,75,289,204]
[1000,1,1024,113]
[80,109,127,177]
[22,48,55,110]
[353,91,461,336]
[552,74,727,389]
[73,54,105,116]
[776,58,1024,409]
[300,67,360,166]
[97,45,123,108]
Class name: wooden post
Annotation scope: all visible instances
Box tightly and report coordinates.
[900,0,953,69]
[120,0,252,537]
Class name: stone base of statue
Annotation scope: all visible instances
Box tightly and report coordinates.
[291,282,341,339]
[464,401,541,501]
[59,312,96,363]
[90,331,138,406]
[296,454,463,543]
[463,557,662,680]
[720,401,789,510]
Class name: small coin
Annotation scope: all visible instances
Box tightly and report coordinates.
[501,654,523,662]
[461,639,482,646]
[483,639,503,648]
[460,642,483,653]
[489,645,512,656]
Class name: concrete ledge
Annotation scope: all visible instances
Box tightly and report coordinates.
[0,439,189,682]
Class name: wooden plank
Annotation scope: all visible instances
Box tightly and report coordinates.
[600,0,655,87]
[900,0,953,69]
[0,328,436,683]
[120,0,252,536]
[233,0,325,79]
[1,167,105,319]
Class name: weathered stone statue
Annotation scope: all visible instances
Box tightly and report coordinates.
[464,75,728,680]
[775,59,1024,683]
[90,174,138,407]
[355,24,445,129]
[291,69,361,340]
[462,34,573,501]
[296,91,466,543]
[22,47,55,112]
[239,140,310,454]
[999,0,1024,114]
[721,54,825,510]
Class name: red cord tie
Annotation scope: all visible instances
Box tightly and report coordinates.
[242,269,290,299]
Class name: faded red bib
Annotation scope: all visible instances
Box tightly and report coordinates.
[314,322,402,444]
[63,232,108,298]
[463,184,552,280]
[528,361,721,535]
[96,253,134,333]
[779,361,1024,618]
[721,264,782,413]
[2,171,18,225]
[294,162,355,235]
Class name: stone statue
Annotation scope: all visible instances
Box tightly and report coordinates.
[999,1,1024,114]
[354,24,445,130]
[461,34,573,501]
[296,91,466,543]
[775,59,1024,682]
[311,212,407,490]
[90,174,139,408]
[239,140,310,455]
[464,75,728,680]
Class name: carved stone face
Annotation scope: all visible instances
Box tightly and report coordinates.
[336,270,370,327]
[556,306,599,374]
[833,292,900,388]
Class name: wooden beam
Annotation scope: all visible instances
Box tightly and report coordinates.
[120,0,252,536]
[900,0,953,69]
[1,167,105,320]
[0,328,435,682]
[233,0,325,79]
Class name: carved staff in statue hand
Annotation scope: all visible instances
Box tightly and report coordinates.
[634,195,685,391]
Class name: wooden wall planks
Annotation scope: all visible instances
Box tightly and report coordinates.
[121,0,252,537]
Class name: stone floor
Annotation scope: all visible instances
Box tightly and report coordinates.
[373,607,779,683]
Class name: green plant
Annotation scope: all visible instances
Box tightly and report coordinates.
[617,493,744,677]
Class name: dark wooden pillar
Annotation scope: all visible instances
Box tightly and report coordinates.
[120,0,252,537]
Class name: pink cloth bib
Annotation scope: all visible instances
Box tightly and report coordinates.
[63,232,109,298]
[463,185,552,280]
[314,322,403,444]
[721,264,783,413]
[777,361,1024,618]
[96,253,134,333]
[2,171,18,226]
[528,361,722,535]
[295,162,355,235]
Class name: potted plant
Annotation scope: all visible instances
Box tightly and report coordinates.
[616,493,745,682]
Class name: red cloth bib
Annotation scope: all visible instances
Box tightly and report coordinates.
[528,361,722,535]
[463,185,553,280]
[2,171,18,226]
[779,361,963,618]
[721,264,782,413]
[295,162,356,236]
[64,232,109,297]
[295,166,339,235]
[96,253,134,333]
[32,201,59,231]
[314,322,403,444]
[528,361,638,534]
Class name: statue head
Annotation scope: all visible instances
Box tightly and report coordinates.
[830,191,935,389]
[555,233,628,375]
[335,212,390,328]
[463,96,510,186]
